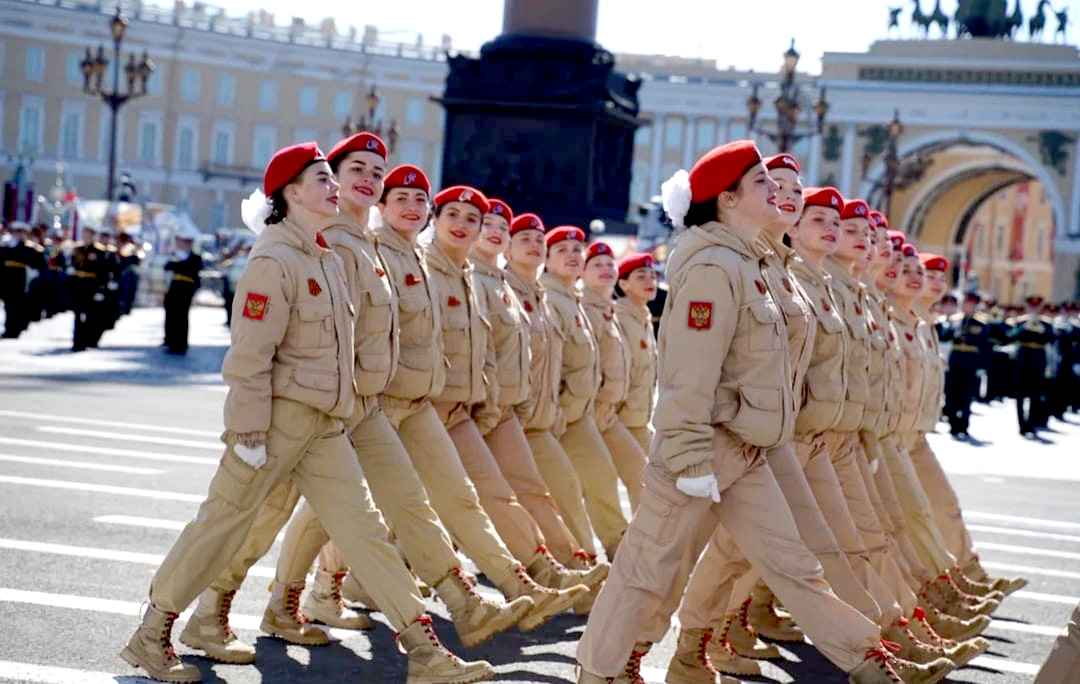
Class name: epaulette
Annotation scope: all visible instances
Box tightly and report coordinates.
[973,312,989,324]
[93,242,107,250]
[948,312,964,323]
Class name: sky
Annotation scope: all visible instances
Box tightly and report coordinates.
[211,0,1077,75]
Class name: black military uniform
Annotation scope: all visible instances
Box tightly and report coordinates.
[69,235,111,351]
[163,240,202,355]
[1,226,46,338]
[943,294,990,438]
[984,306,1011,402]
[1009,297,1053,436]
[116,236,142,316]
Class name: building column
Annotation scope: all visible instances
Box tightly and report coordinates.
[807,130,823,186]
[840,123,857,196]
[1069,130,1080,238]
[682,117,695,170]
[649,113,663,197]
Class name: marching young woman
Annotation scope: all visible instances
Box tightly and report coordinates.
[374,169,583,632]
[120,142,493,684]
[580,241,648,510]
[503,214,602,564]
[613,252,659,456]
[470,200,605,575]
[420,184,594,613]
[542,226,628,561]
[576,141,935,684]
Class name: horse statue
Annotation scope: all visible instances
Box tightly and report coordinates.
[888,6,903,34]
[1054,7,1070,43]
[1030,0,1049,40]
[1005,0,1024,38]
[929,0,950,36]
[911,0,933,36]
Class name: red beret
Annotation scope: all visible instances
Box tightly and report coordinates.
[487,199,513,224]
[383,164,430,194]
[919,252,948,272]
[264,142,326,196]
[802,186,843,211]
[510,213,544,236]
[617,252,655,279]
[586,241,615,263]
[1025,295,1044,307]
[869,210,888,229]
[887,230,906,249]
[840,198,870,221]
[764,153,801,175]
[689,140,763,203]
[901,243,919,258]
[328,132,387,166]
[545,225,586,248]
[434,185,490,214]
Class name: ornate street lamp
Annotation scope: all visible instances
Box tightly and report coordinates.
[871,109,933,217]
[746,39,829,153]
[342,84,400,154]
[80,8,155,201]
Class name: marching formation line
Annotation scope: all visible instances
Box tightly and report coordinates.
[0,475,206,502]
[965,510,1080,531]
[970,524,1080,545]
[0,437,217,465]
[0,454,162,475]
[975,541,1080,561]
[36,426,222,451]
[0,409,221,437]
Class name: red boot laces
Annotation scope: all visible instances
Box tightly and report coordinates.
[697,628,719,674]
[218,589,237,638]
[284,584,308,624]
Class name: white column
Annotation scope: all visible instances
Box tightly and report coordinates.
[806,131,822,186]
[1069,131,1080,238]
[682,117,695,170]
[840,123,857,196]
[649,113,663,196]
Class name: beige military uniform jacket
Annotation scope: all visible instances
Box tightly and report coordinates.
[542,271,602,428]
[915,308,946,432]
[323,215,398,399]
[222,218,355,435]
[788,259,847,438]
[758,232,816,443]
[860,283,891,437]
[424,241,494,410]
[471,257,531,412]
[375,224,446,402]
[614,298,657,430]
[653,222,794,483]
[824,257,872,433]
[582,287,632,432]
[506,267,563,432]
[890,304,925,433]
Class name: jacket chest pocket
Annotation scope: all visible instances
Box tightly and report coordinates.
[296,301,335,348]
[817,308,844,336]
[398,293,433,343]
[497,306,519,330]
[746,299,783,352]
[441,305,471,356]
[359,283,393,333]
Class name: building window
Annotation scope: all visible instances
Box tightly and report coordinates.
[180,68,200,101]
[299,85,318,116]
[24,46,44,81]
[19,99,43,153]
[211,201,228,228]
[176,124,196,170]
[216,73,235,106]
[0,41,6,76]
[139,119,159,164]
[629,160,651,206]
[212,128,233,165]
[664,117,682,149]
[293,127,318,144]
[333,90,351,120]
[65,52,84,87]
[145,66,164,96]
[252,125,276,169]
[996,224,1005,253]
[399,139,425,166]
[695,119,715,152]
[258,79,277,111]
[60,108,82,159]
[405,97,425,127]
[634,125,651,148]
[661,163,678,186]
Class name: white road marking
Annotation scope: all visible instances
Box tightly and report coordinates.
[976,541,1080,561]
[642,655,1041,681]
[0,660,145,684]
[967,655,1041,675]
[983,561,1080,580]
[987,620,1065,637]
[0,454,161,475]
[0,475,206,502]
[966,511,1080,531]
[1014,590,1080,605]
[0,538,275,578]
[971,524,1080,545]
[37,426,222,450]
[0,437,216,465]
[93,514,288,542]
[0,409,220,437]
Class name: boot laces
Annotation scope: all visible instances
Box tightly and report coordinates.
[159,610,181,664]
[696,628,719,674]
[284,584,308,624]
[623,643,649,683]
[864,646,904,683]
[515,563,555,595]
[737,597,759,639]
[450,566,496,607]
[218,589,237,638]
[330,572,347,607]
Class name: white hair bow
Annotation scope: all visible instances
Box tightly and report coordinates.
[240,189,272,235]
[661,170,692,230]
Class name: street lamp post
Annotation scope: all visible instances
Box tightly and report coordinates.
[342,84,400,154]
[746,39,829,153]
[80,8,154,202]
[866,109,932,218]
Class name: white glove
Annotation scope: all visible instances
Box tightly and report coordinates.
[676,474,722,503]
[234,443,267,469]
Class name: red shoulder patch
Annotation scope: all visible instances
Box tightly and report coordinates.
[821,297,832,312]
[523,300,533,313]
[688,301,713,330]
[782,278,793,293]
[640,339,648,349]
[904,332,914,342]
[375,266,385,278]
[854,303,863,315]
[243,293,269,320]
[448,296,461,307]
[405,273,420,286]
[754,280,768,295]
[308,278,322,296]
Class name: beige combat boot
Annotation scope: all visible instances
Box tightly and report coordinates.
[706,629,762,676]
[934,574,1000,613]
[397,615,494,684]
[920,602,989,642]
[747,582,803,642]
[665,627,741,684]
[260,580,330,646]
[962,555,1027,595]
[527,545,609,591]
[948,566,1004,600]
[907,608,989,667]
[723,598,781,660]
[120,603,202,683]
[434,566,533,647]
[889,653,955,684]
[922,579,997,620]
[577,642,651,683]
[179,587,256,664]
[341,569,379,610]
[847,646,905,684]
[882,619,952,665]
[302,568,372,630]
[500,563,588,631]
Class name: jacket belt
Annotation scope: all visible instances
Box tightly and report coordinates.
[952,344,978,352]
[1020,341,1045,349]
[72,270,97,279]
[172,274,195,283]
[4,260,28,269]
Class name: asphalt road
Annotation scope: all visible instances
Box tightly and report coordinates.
[0,306,1077,683]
